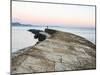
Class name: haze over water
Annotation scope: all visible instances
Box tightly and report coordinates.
[12,1,95,52]
[12,25,95,53]
[12,1,95,28]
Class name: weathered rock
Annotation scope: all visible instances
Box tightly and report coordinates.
[28,29,51,42]
[11,29,96,74]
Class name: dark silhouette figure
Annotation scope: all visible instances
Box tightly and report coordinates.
[46,26,48,29]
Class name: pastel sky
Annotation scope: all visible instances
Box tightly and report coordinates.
[12,1,95,28]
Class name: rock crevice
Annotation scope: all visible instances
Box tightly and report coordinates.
[12,29,96,74]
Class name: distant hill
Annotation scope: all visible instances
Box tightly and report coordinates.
[12,22,95,30]
[12,22,41,27]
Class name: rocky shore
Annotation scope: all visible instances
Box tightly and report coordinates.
[11,29,96,74]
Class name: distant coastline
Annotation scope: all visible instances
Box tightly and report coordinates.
[12,22,95,29]
[12,22,42,27]
[12,22,95,53]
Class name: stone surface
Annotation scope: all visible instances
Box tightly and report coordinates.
[11,29,96,74]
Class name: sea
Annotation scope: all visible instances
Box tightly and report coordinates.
[12,26,95,53]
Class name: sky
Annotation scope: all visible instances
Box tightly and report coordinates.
[12,1,95,28]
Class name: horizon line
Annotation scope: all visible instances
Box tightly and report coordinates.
[12,22,95,29]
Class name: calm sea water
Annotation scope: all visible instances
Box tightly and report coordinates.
[49,26,95,44]
[12,26,95,52]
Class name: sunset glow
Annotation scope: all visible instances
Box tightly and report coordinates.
[12,1,95,28]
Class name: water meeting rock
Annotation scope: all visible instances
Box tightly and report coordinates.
[12,29,96,74]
